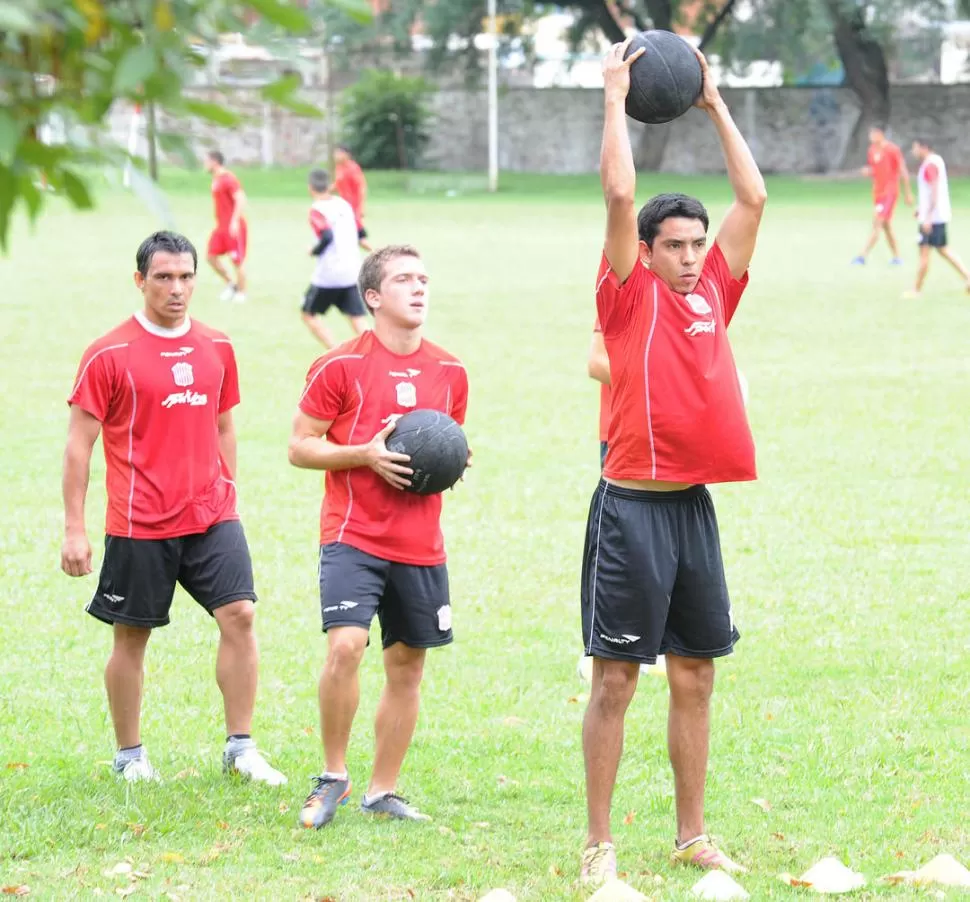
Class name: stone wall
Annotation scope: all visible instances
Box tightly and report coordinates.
[108,84,970,174]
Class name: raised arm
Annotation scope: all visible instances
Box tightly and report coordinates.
[601,39,645,284]
[694,50,767,279]
[61,405,101,576]
[288,410,414,491]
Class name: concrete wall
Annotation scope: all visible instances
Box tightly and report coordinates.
[108,84,970,174]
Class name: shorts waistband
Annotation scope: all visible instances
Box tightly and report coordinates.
[598,480,707,502]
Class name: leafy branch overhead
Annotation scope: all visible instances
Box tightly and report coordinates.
[0,0,372,250]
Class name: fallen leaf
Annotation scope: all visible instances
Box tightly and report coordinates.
[5,763,29,770]
[278,801,290,814]
[894,850,905,859]
[115,888,137,898]
[302,726,314,736]
[548,864,562,876]
[786,857,866,893]
[771,832,786,841]
[407,891,416,900]
[159,853,184,864]
[131,872,150,880]
[778,874,813,887]
[174,768,199,780]
[126,823,147,837]
[751,798,772,812]
[567,693,588,704]
[765,712,774,721]
[473,822,490,829]
[623,810,637,825]
[1,888,30,897]
[437,825,456,836]
[95,824,107,831]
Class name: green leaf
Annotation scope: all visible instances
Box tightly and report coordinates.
[157,132,198,168]
[18,175,43,225]
[0,163,16,252]
[260,72,300,102]
[244,0,310,32]
[323,0,373,24]
[60,169,94,209]
[180,99,241,126]
[0,110,24,162]
[0,2,36,33]
[274,95,324,118]
[113,44,158,94]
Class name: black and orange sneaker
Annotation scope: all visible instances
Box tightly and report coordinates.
[299,775,351,829]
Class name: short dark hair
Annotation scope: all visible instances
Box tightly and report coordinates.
[359,245,422,314]
[913,137,931,149]
[207,149,225,165]
[637,193,709,247]
[335,143,351,154]
[309,168,330,192]
[136,231,198,277]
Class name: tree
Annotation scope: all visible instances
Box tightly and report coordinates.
[0,0,370,250]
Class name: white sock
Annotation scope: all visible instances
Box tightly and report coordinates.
[677,834,708,851]
[363,790,391,805]
[322,771,348,782]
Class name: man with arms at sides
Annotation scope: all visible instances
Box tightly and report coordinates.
[851,125,913,266]
[302,168,369,348]
[333,144,373,252]
[588,321,611,468]
[61,231,286,786]
[905,138,970,298]
[288,245,469,828]
[204,150,249,303]
[579,40,766,886]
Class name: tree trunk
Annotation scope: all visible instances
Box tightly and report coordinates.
[822,0,890,166]
[146,100,159,182]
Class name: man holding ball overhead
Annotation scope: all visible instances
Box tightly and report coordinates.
[580,37,766,885]
[287,245,469,829]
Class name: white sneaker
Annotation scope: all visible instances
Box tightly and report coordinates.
[115,755,161,783]
[219,284,237,302]
[232,292,247,304]
[224,741,287,786]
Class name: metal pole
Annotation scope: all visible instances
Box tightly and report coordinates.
[487,0,498,192]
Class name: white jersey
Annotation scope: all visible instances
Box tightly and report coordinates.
[917,153,951,225]
[310,196,360,288]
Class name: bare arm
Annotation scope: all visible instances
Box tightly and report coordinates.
[900,160,913,203]
[600,39,645,284]
[61,405,101,577]
[218,410,237,479]
[288,410,414,490]
[588,331,611,385]
[694,51,767,279]
[230,190,246,233]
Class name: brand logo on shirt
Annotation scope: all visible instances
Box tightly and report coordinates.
[395,382,417,408]
[389,369,422,378]
[171,362,194,387]
[685,319,717,337]
[159,346,195,358]
[161,390,209,409]
[685,293,712,315]
[323,600,359,613]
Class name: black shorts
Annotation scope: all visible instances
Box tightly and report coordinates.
[919,224,948,248]
[302,285,366,317]
[86,520,257,629]
[581,482,739,665]
[318,543,452,650]
[357,226,368,240]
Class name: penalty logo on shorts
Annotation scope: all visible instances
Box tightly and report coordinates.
[171,362,194,387]
[437,605,452,632]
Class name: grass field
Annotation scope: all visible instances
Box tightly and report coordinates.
[1,167,969,901]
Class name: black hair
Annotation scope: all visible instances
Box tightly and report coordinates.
[136,231,198,277]
[207,149,225,165]
[335,143,351,154]
[309,168,330,192]
[637,193,709,247]
[913,137,931,149]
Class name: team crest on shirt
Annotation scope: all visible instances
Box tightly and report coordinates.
[395,381,417,408]
[685,293,712,315]
[171,362,194,387]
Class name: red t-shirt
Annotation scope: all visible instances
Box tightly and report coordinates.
[595,242,755,484]
[299,331,469,565]
[333,160,365,219]
[68,314,240,539]
[593,319,612,443]
[212,170,242,229]
[868,142,904,199]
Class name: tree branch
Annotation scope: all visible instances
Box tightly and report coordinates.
[698,0,738,52]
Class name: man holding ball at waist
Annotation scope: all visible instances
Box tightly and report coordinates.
[580,38,767,885]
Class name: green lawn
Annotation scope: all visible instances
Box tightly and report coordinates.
[1,169,968,901]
